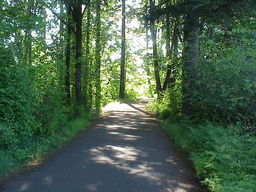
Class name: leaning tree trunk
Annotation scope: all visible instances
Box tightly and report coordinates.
[119,0,126,99]
[181,11,199,117]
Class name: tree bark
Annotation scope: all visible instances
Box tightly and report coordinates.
[25,4,33,66]
[26,29,32,66]
[149,0,162,98]
[163,19,178,91]
[162,1,171,91]
[84,6,91,110]
[73,2,83,106]
[95,0,101,114]
[181,11,199,117]
[145,19,152,91]
[65,6,72,104]
[165,1,171,59]
[119,0,126,99]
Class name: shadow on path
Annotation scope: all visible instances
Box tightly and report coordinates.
[126,102,152,116]
[0,102,202,192]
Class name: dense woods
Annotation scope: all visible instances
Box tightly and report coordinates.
[0,0,256,191]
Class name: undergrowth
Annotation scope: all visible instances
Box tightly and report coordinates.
[148,100,256,192]
[161,121,256,192]
[0,113,95,182]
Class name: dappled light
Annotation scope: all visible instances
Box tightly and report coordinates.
[91,145,140,163]
[83,102,201,192]
[107,132,142,141]
[1,102,201,192]
[18,182,31,192]
[42,176,53,186]
[90,144,166,182]
[27,158,43,167]
[103,102,136,113]
[85,184,98,191]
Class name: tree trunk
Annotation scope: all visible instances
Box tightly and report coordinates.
[181,11,199,117]
[162,2,171,91]
[145,19,152,92]
[25,3,33,66]
[65,7,72,104]
[26,29,32,66]
[84,6,91,110]
[95,0,101,114]
[163,19,178,91]
[73,3,83,106]
[165,1,171,59]
[59,1,64,50]
[149,0,162,98]
[119,0,126,99]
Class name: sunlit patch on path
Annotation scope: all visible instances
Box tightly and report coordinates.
[103,102,134,112]
[0,102,201,192]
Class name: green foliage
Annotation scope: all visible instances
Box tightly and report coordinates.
[191,28,256,123]
[35,87,67,135]
[0,123,18,148]
[1,1,255,192]
[0,113,94,182]
[161,121,256,192]
[0,0,97,181]
[147,87,181,121]
[150,11,256,192]
[101,58,120,104]
[0,47,38,145]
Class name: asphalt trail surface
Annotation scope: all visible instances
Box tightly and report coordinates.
[0,102,202,192]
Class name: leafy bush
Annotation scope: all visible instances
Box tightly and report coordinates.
[0,123,18,148]
[147,87,181,121]
[0,113,94,182]
[0,47,38,146]
[35,89,67,135]
[190,28,256,124]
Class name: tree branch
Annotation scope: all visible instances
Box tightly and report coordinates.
[82,0,90,16]
[40,0,69,26]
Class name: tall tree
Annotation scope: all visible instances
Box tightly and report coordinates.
[163,17,179,91]
[145,15,152,93]
[162,0,171,91]
[62,0,90,106]
[181,7,199,116]
[64,4,72,104]
[84,6,91,110]
[24,0,36,66]
[149,0,162,98]
[95,0,102,114]
[73,0,84,106]
[119,0,126,99]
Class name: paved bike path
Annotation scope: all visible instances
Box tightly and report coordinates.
[0,102,202,192]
